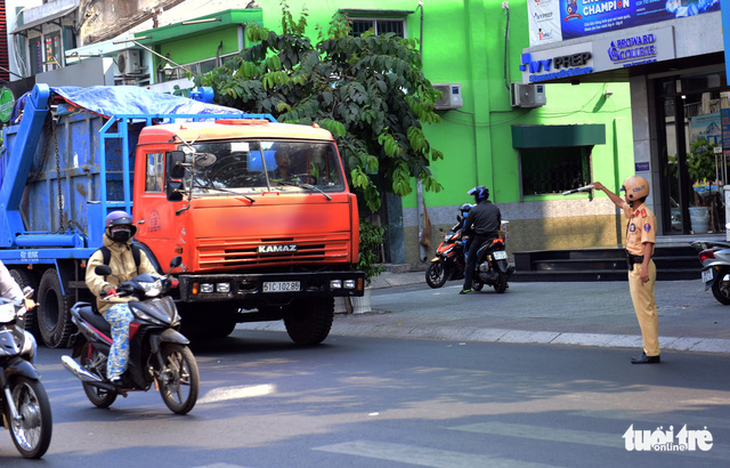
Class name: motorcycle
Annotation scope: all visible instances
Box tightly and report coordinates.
[691,240,730,305]
[0,288,52,459]
[62,256,200,415]
[471,229,514,294]
[426,220,467,288]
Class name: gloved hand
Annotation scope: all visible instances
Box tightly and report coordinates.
[104,288,117,297]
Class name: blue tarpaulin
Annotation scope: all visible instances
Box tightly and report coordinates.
[50,85,242,117]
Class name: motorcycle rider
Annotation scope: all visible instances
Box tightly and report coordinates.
[85,211,157,383]
[0,260,35,310]
[460,186,501,294]
[592,177,660,364]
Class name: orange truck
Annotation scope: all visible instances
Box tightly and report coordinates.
[0,84,364,348]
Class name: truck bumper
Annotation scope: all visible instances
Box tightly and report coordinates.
[177,270,365,304]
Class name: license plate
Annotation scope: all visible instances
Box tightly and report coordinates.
[263,281,300,293]
[492,251,508,260]
[702,268,714,284]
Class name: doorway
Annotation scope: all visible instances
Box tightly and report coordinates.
[655,70,728,235]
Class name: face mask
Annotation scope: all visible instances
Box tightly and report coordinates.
[110,227,132,243]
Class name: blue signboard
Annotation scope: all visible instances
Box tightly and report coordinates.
[529,0,720,45]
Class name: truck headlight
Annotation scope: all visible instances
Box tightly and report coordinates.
[344,279,356,289]
[216,283,231,293]
[330,280,342,289]
[201,283,214,293]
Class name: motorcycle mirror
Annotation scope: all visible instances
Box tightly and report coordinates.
[95,265,113,276]
[169,256,183,269]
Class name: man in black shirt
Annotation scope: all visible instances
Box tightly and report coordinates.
[460,186,501,294]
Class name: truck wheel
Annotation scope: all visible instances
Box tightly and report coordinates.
[284,297,334,345]
[37,269,73,348]
[9,268,39,336]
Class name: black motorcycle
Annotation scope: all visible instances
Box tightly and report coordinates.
[62,256,200,415]
[0,289,52,459]
[471,236,513,293]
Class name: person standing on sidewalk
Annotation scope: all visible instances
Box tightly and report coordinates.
[592,177,661,364]
[460,186,501,294]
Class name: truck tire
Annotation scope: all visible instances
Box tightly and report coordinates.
[37,269,74,348]
[284,297,334,345]
[9,268,40,336]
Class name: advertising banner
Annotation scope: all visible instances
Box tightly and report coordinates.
[528,0,720,45]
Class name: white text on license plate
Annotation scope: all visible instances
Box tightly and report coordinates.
[492,251,508,260]
[263,281,300,293]
[702,268,714,283]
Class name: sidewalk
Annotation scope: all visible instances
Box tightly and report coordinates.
[239,269,730,355]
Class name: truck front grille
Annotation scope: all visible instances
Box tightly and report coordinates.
[196,233,351,269]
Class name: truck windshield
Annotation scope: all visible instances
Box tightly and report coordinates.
[181,140,345,195]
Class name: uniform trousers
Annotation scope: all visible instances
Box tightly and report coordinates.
[628,259,660,356]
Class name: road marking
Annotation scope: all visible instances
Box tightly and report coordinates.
[572,410,730,430]
[198,384,275,404]
[313,440,559,467]
[450,422,622,448]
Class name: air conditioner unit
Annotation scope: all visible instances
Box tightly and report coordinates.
[116,49,142,75]
[433,83,463,110]
[510,83,546,108]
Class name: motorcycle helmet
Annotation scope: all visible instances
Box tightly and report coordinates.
[459,203,474,218]
[468,186,489,203]
[105,210,137,242]
[621,176,650,201]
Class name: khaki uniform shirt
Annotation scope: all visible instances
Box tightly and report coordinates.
[623,201,657,256]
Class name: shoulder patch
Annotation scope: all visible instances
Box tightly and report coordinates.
[641,209,647,218]
[644,223,651,232]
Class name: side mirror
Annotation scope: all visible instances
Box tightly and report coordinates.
[167,151,186,179]
[169,255,182,269]
[166,180,184,202]
[94,265,112,276]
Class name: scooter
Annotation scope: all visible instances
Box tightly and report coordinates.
[62,256,200,415]
[471,235,514,294]
[426,221,467,288]
[692,240,730,305]
[0,288,52,459]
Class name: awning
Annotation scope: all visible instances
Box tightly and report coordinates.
[11,6,78,35]
[511,124,606,148]
[135,9,264,44]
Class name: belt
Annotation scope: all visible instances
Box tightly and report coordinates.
[626,251,644,269]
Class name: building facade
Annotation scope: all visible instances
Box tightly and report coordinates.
[4,0,640,263]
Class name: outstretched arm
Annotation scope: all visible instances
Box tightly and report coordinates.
[591,181,624,209]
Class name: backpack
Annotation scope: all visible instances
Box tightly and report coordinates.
[97,244,142,273]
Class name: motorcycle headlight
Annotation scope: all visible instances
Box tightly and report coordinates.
[0,303,15,323]
[141,279,163,297]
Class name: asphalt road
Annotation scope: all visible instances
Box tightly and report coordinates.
[1,330,728,467]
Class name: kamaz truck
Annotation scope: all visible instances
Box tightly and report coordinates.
[0,84,364,348]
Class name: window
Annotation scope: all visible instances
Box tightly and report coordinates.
[145,153,164,192]
[350,18,406,38]
[44,31,61,69]
[520,147,591,196]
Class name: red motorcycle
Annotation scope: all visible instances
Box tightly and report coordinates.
[426,206,470,289]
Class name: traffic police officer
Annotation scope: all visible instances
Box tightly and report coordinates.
[592,176,660,364]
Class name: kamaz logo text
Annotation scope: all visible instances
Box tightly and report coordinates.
[258,244,298,254]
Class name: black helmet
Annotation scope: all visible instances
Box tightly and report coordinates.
[459,203,474,217]
[468,186,489,203]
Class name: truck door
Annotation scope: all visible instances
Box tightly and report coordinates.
[134,151,180,268]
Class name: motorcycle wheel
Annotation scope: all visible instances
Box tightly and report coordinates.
[426,261,449,288]
[493,272,508,294]
[6,376,52,459]
[157,343,200,415]
[80,342,117,408]
[712,267,730,305]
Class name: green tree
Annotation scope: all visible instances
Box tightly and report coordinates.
[196,4,443,212]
